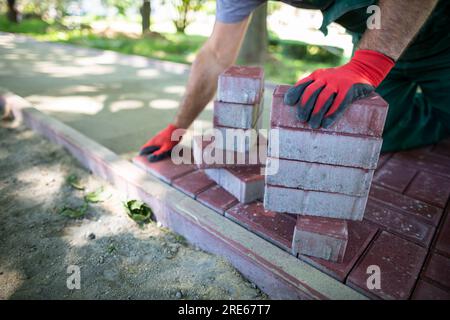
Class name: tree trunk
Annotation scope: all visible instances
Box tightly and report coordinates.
[7,0,19,23]
[238,3,268,65]
[141,0,151,34]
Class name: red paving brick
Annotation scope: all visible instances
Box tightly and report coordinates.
[373,159,417,193]
[217,66,264,104]
[369,185,442,226]
[292,216,348,262]
[271,85,388,137]
[225,202,296,251]
[347,231,427,300]
[300,220,378,282]
[431,138,450,158]
[196,184,238,215]
[411,280,450,300]
[364,200,435,247]
[423,253,450,290]
[405,171,450,208]
[392,151,450,179]
[172,170,215,198]
[133,155,196,184]
[435,211,450,256]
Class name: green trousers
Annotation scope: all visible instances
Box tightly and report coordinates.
[376,46,450,152]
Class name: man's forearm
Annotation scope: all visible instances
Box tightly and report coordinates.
[174,44,230,129]
[359,0,438,60]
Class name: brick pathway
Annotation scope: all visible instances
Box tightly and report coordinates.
[133,137,450,300]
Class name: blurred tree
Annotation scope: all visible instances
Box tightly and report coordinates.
[101,0,134,16]
[238,3,267,65]
[6,0,20,22]
[168,0,206,33]
[140,0,151,34]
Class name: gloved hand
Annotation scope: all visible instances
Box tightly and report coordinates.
[284,49,394,129]
[139,124,184,162]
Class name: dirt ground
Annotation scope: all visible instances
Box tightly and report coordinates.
[0,123,267,300]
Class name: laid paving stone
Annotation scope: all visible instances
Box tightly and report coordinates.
[192,135,266,169]
[411,279,450,300]
[300,220,378,282]
[266,157,374,196]
[373,158,418,193]
[347,231,427,300]
[369,184,442,226]
[270,127,382,169]
[270,85,388,137]
[225,202,296,251]
[423,253,450,289]
[217,66,264,105]
[364,199,435,247]
[132,155,196,184]
[263,184,368,220]
[213,100,263,129]
[435,210,450,256]
[172,170,215,198]
[196,185,238,215]
[392,151,450,179]
[292,216,348,262]
[431,137,450,158]
[205,166,264,204]
[377,152,393,169]
[215,126,260,153]
[405,171,450,208]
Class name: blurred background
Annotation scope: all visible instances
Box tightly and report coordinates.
[0,1,354,156]
[1,0,353,84]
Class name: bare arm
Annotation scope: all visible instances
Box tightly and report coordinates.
[174,20,249,129]
[359,0,438,60]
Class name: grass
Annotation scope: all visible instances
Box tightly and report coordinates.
[0,16,344,84]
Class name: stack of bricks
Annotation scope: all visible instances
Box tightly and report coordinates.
[264,85,389,262]
[193,66,266,204]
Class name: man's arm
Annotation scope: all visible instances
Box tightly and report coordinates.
[359,0,438,60]
[174,20,249,129]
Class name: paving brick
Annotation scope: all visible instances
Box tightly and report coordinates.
[264,184,368,220]
[270,127,382,169]
[347,231,427,300]
[266,157,373,197]
[215,125,260,153]
[192,135,266,169]
[292,216,348,262]
[405,171,450,208]
[196,185,238,214]
[217,66,264,104]
[423,253,450,289]
[392,151,450,179]
[435,210,450,256]
[225,202,296,251]
[369,184,442,226]
[364,199,435,247]
[205,166,264,204]
[411,279,450,300]
[373,158,418,193]
[132,155,196,184]
[172,170,215,198]
[431,137,450,158]
[271,85,388,137]
[377,152,393,169]
[213,100,263,129]
[300,220,378,282]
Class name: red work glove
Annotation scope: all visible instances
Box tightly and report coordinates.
[139,124,184,162]
[284,49,394,128]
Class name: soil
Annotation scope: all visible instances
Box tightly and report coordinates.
[0,123,267,300]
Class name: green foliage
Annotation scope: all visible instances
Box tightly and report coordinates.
[85,187,111,203]
[101,0,136,16]
[66,173,85,190]
[123,200,153,224]
[60,202,88,219]
[165,0,206,33]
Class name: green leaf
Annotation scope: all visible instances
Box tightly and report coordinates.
[59,203,88,219]
[85,187,111,203]
[123,200,153,224]
[66,174,84,190]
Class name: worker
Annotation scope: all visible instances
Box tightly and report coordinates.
[139,0,450,162]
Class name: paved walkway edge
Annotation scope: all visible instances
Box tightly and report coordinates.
[3,90,366,300]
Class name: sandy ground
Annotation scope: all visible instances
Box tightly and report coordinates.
[0,123,267,300]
